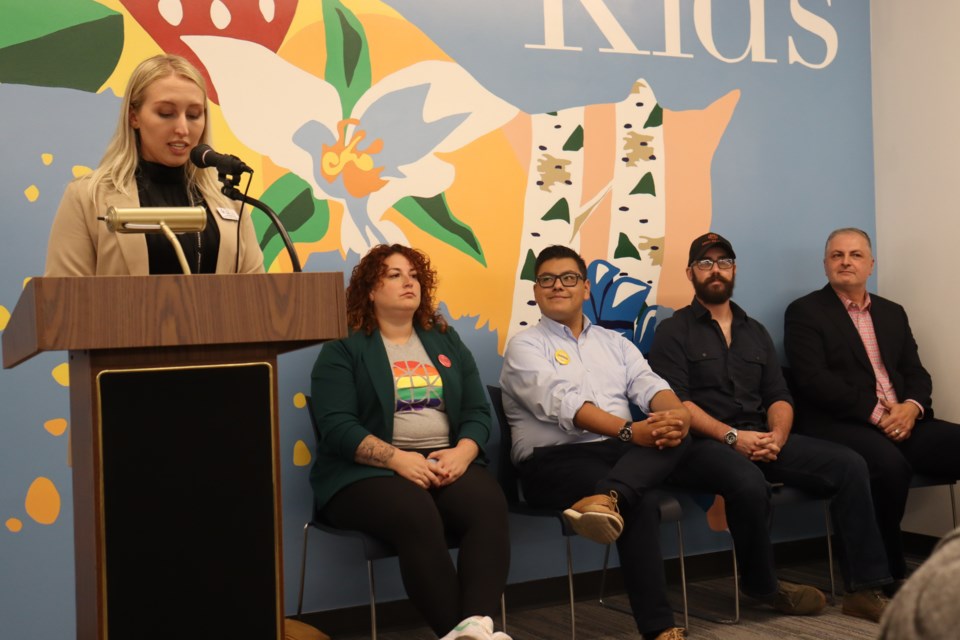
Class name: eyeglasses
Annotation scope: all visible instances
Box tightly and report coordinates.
[692,258,735,271]
[535,272,585,288]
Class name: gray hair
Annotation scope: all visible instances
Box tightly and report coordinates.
[824,227,873,255]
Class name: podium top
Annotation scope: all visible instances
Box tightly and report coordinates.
[3,273,347,369]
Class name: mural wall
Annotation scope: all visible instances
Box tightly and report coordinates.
[0,1,874,636]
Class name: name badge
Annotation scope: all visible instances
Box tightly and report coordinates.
[217,207,239,221]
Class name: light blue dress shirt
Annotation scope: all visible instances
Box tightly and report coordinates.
[499,314,672,464]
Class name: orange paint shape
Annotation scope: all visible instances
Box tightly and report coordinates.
[43,418,68,437]
[6,518,23,533]
[659,90,740,311]
[25,477,60,525]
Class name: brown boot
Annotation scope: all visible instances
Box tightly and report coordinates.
[563,490,624,544]
[842,588,888,622]
[768,581,827,615]
[653,627,686,640]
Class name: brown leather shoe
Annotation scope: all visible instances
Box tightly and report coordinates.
[842,588,888,622]
[769,581,826,615]
[653,627,686,640]
[563,490,624,544]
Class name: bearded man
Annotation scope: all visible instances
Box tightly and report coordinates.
[647,233,893,623]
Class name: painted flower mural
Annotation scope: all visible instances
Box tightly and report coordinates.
[185,35,518,256]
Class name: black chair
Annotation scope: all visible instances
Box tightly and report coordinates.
[487,384,689,636]
[295,396,506,639]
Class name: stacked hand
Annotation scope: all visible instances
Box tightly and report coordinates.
[389,440,480,489]
[878,399,919,442]
[636,409,690,449]
[734,430,785,462]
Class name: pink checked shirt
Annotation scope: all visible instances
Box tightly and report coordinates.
[837,292,923,424]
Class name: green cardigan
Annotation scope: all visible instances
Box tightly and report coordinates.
[309,325,491,509]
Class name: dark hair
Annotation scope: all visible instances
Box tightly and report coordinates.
[534,245,588,278]
[345,244,446,335]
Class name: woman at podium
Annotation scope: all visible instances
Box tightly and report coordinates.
[44,54,263,276]
[310,244,511,640]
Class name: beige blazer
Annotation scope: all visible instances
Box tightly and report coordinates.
[44,177,265,276]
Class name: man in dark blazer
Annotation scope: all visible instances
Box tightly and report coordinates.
[784,227,960,586]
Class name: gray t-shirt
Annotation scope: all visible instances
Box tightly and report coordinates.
[382,332,450,450]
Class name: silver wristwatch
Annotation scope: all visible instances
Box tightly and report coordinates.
[723,428,738,446]
[617,421,633,442]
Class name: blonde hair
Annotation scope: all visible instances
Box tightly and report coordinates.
[86,54,230,211]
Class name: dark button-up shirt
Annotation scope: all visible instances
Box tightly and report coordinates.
[648,298,792,427]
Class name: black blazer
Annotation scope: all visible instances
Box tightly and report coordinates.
[784,284,933,427]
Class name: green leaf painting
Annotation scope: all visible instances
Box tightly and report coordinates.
[323,0,372,118]
[393,194,486,266]
[0,0,122,91]
[629,172,656,196]
[614,233,642,260]
[541,198,570,223]
[255,173,331,268]
[520,249,537,282]
[643,104,663,129]
[562,125,584,152]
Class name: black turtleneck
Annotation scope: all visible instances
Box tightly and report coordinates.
[136,160,220,274]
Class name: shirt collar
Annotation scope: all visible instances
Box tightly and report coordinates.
[539,313,593,339]
[690,297,748,323]
[836,290,872,311]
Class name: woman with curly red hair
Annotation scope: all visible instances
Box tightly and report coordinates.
[309,244,511,640]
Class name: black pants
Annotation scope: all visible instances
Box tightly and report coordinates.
[322,465,510,637]
[518,438,691,636]
[667,434,891,594]
[798,417,960,579]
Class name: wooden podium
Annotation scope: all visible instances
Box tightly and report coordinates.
[2,273,346,640]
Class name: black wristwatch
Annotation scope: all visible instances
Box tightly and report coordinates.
[723,428,738,447]
[618,421,633,442]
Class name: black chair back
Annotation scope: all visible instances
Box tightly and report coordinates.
[487,385,521,506]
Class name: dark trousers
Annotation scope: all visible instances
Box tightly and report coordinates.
[322,466,510,637]
[667,434,891,594]
[518,438,691,636]
[799,417,960,579]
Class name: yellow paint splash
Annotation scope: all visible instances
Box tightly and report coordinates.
[24,185,39,202]
[25,477,61,525]
[0,305,9,331]
[293,392,307,409]
[51,363,69,387]
[293,440,312,467]
[6,518,23,533]
[22,276,32,289]
[44,418,68,437]
[41,153,53,166]
[72,165,93,178]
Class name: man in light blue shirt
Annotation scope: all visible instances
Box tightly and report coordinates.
[500,245,691,640]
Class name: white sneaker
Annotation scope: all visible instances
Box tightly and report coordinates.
[440,615,495,640]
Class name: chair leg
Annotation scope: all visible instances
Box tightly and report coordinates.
[296,522,311,617]
[823,501,837,601]
[950,484,958,529]
[731,546,740,623]
[598,544,631,615]
[684,541,739,624]
[500,593,507,634]
[565,536,576,640]
[367,560,378,640]
[676,522,689,631]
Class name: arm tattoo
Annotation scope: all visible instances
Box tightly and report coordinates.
[355,435,396,468]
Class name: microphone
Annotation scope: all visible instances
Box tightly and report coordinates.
[190,144,252,175]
